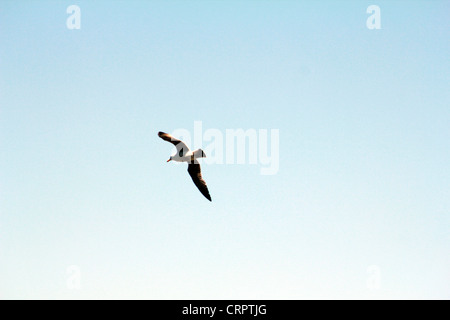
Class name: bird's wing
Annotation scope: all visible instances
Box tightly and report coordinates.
[188,163,212,201]
[158,131,190,157]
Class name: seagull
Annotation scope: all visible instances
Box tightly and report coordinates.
[158,131,212,201]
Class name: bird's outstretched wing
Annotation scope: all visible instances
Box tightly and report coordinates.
[188,163,212,201]
[158,131,190,157]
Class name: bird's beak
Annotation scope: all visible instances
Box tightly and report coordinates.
[166,159,171,162]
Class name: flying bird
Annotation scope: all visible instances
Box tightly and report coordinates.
[158,131,212,201]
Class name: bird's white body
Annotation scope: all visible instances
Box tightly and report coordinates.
[169,149,205,163]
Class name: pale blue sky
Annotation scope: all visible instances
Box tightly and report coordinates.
[1,0,449,299]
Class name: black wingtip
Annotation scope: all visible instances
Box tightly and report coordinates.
[204,192,212,202]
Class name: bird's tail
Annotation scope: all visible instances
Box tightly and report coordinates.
[193,149,206,159]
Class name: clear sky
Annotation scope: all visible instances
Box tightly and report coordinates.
[0,0,449,299]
